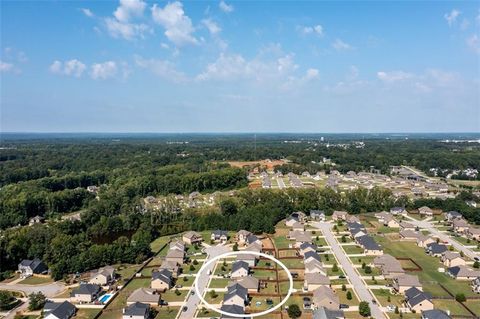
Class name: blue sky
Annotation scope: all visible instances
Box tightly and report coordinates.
[1,0,479,133]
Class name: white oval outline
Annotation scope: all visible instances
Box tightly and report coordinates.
[193,250,293,318]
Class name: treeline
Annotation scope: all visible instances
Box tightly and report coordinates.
[189,187,405,234]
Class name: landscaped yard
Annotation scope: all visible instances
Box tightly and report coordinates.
[155,307,180,319]
[337,288,359,306]
[161,289,188,302]
[18,276,53,285]
[208,278,229,289]
[273,236,291,249]
[433,299,471,316]
[372,288,404,308]
[277,258,304,268]
[150,235,172,254]
[342,245,364,255]
[74,309,101,319]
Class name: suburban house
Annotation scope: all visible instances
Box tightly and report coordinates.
[70,283,101,303]
[237,244,260,267]
[332,211,348,221]
[471,277,480,293]
[418,206,434,216]
[288,230,313,247]
[211,230,229,243]
[400,230,422,241]
[346,215,360,223]
[405,287,434,312]
[236,230,252,244]
[169,241,185,252]
[165,249,184,265]
[29,215,44,226]
[18,258,48,278]
[285,216,299,227]
[127,288,160,306]
[467,228,480,241]
[291,211,307,222]
[122,302,150,319]
[310,210,326,221]
[447,265,480,280]
[312,286,340,310]
[390,207,408,216]
[231,261,249,278]
[421,309,452,319]
[373,254,405,279]
[219,304,246,319]
[393,274,422,293]
[233,276,259,293]
[383,215,400,228]
[445,211,462,222]
[291,222,305,231]
[356,235,383,255]
[453,219,470,234]
[299,242,317,257]
[89,266,115,286]
[350,228,367,239]
[304,273,330,291]
[416,235,436,248]
[44,301,76,319]
[223,283,249,307]
[399,222,416,231]
[245,234,262,247]
[425,243,447,257]
[441,251,466,268]
[151,269,172,292]
[182,231,203,245]
[159,260,180,278]
[304,251,322,264]
[313,307,345,319]
[305,260,327,276]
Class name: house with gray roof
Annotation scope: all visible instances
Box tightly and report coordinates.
[211,230,229,243]
[18,258,48,278]
[310,210,326,221]
[425,243,447,257]
[405,287,433,312]
[223,283,249,307]
[220,304,246,319]
[304,273,330,291]
[231,261,249,278]
[393,274,421,293]
[445,211,462,222]
[233,276,259,293]
[421,309,451,319]
[151,269,172,292]
[304,251,321,263]
[356,235,383,255]
[44,301,76,319]
[71,284,101,303]
[447,265,480,280]
[312,286,339,310]
[89,266,115,285]
[313,307,344,319]
[123,302,150,319]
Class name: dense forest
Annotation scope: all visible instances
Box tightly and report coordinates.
[0,134,479,281]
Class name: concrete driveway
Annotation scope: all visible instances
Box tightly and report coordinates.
[313,221,387,319]
[0,282,66,298]
[176,244,230,319]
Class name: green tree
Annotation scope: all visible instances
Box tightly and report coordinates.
[28,292,46,311]
[332,263,338,272]
[346,291,352,300]
[455,293,466,302]
[287,304,302,319]
[474,261,479,269]
[359,301,371,317]
[0,291,15,311]
[209,290,218,299]
[341,284,346,291]
[364,266,372,274]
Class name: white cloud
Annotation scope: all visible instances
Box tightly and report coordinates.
[332,39,353,51]
[0,61,14,73]
[466,34,480,54]
[114,0,146,22]
[219,0,234,13]
[202,18,221,35]
[49,59,86,77]
[81,8,94,17]
[444,9,461,26]
[277,54,298,73]
[90,61,118,80]
[134,55,187,83]
[303,68,319,80]
[151,2,198,46]
[300,25,324,36]
[377,70,413,83]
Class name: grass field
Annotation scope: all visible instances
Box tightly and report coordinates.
[18,276,53,285]
[155,307,180,319]
[74,309,101,319]
[433,300,471,316]
[208,278,229,288]
[162,289,188,302]
[272,236,291,249]
[342,245,364,255]
[150,235,172,253]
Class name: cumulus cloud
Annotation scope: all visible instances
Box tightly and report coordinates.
[0,61,14,73]
[151,1,197,46]
[202,18,221,35]
[114,0,146,22]
[81,8,94,17]
[299,25,324,36]
[466,34,480,54]
[219,0,234,13]
[90,61,119,80]
[377,71,413,83]
[104,0,149,40]
[444,9,461,26]
[332,39,353,51]
[134,55,187,82]
[49,59,86,77]
[303,68,319,80]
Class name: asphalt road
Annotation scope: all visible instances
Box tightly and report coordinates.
[313,221,387,319]
[0,282,66,297]
[405,216,478,260]
[177,244,230,319]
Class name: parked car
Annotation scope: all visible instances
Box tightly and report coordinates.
[339,304,349,309]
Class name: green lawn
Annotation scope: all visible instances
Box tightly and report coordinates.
[177,275,194,287]
[161,289,188,302]
[273,236,291,249]
[464,300,480,316]
[433,300,471,316]
[155,307,180,319]
[372,288,404,308]
[375,236,478,297]
[74,309,101,319]
[116,264,140,280]
[150,236,171,253]
[208,278,229,288]
[338,288,359,306]
[18,276,53,285]
[342,245,364,255]
[251,269,277,280]
[277,258,303,268]
[204,290,225,303]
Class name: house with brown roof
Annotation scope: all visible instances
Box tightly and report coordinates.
[236,230,252,244]
[304,260,326,276]
[467,228,480,241]
[127,288,160,306]
[418,206,434,217]
[182,231,203,245]
[304,273,330,291]
[332,211,348,221]
[447,265,480,280]
[416,235,436,248]
[399,222,416,231]
[89,266,115,286]
[373,254,405,279]
[393,274,422,294]
[232,276,259,293]
[453,219,470,234]
[165,249,184,265]
[312,286,339,310]
[400,230,422,241]
[441,251,466,268]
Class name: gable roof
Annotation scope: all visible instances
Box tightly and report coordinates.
[212,230,228,237]
[72,284,100,296]
[44,301,76,319]
[19,258,47,273]
[312,286,339,305]
[426,243,447,254]
[233,276,259,290]
[394,274,420,287]
[405,287,431,307]
[356,235,382,251]
[231,261,249,274]
[220,304,245,319]
[183,230,202,239]
[448,265,480,278]
[127,288,160,304]
[152,269,172,285]
[313,307,344,319]
[123,302,149,317]
[421,309,451,319]
[224,283,248,303]
[305,273,330,285]
[304,251,321,262]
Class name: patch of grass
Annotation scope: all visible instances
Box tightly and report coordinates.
[150,236,171,253]
[208,278,229,289]
[342,245,364,255]
[155,307,180,319]
[74,309,101,319]
[18,276,53,285]
[273,236,291,249]
[162,289,188,302]
[433,300,471,316]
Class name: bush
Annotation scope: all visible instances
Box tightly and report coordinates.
[346,291,352,300]
[287,304,302,319]
[456,293,466,302]
[341,284,346,291]
[359,301,371,317]
[28,292,46,311]
[193,259,199,265]
[364,266,372,274]
[332,263,338,272]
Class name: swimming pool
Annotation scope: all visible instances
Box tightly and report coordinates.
[99,293,113,304]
